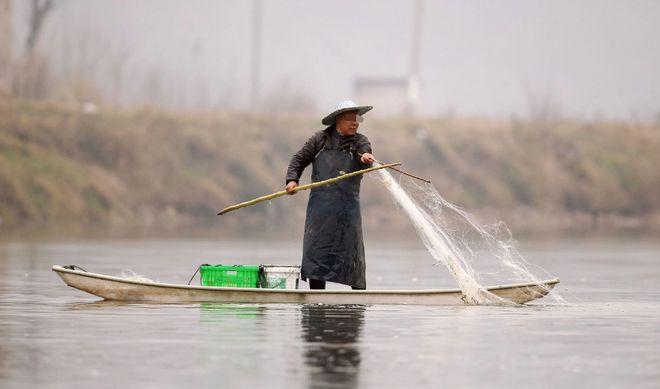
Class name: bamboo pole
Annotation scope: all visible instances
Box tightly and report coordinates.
[217,162,401,215]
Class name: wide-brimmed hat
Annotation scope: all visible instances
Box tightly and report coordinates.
[321,100,373,125]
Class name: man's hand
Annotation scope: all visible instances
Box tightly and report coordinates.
[360,153,375,164]
[285,181,298,195]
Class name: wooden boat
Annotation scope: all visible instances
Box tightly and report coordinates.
[52,265,559,305]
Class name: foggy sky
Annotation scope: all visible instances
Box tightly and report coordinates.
[10,0,660,120]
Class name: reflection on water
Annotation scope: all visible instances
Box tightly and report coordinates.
[301,305,365,388]
[201,303,266,319]
[1,239,660,388]
[197,303,365,387]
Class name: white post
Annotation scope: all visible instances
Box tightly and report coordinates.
[407,0,423,116]
[250,0,262,109]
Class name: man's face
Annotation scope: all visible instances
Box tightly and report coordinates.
[336,111,362,136]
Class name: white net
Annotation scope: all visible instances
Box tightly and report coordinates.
[120,269,155,283]
[376,164,564,306]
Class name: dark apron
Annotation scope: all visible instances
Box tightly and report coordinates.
[300,139,366,289]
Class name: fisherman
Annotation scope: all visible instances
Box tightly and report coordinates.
[285,100,376,290]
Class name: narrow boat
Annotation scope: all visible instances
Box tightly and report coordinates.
[52,265,559,305]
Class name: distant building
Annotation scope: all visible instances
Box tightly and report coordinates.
[353,77,417,117]
[354,1,423,117]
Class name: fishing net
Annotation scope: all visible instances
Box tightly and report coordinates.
[375,164,564,306]
[120,269,155,283]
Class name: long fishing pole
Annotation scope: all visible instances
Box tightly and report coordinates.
[217,162,402,216]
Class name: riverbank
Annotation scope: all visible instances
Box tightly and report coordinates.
[1,99,658,237]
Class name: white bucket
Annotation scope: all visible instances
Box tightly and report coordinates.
[260,265,300,290]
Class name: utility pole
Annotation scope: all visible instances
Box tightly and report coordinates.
[407,0,423,116]
[250,0,262,109]
[0,0,11,97]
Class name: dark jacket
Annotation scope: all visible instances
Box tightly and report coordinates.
[286,125,372,184]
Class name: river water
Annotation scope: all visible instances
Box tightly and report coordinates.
[0,239,658,388]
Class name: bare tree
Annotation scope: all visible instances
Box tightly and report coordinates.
[26,0,57,53]
[13,0,63,99]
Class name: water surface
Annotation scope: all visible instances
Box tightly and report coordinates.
[1,239,658,388]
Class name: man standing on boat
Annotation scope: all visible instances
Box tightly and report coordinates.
[285,100,376,290]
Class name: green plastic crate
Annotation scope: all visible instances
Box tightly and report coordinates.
[200,265,260,288]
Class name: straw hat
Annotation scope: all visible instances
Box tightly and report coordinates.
[321,100,373,125]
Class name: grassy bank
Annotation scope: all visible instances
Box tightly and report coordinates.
[1,99,658,237]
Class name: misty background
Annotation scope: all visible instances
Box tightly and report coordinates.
[1,0,659,239]
[3,4,660,387]
[5,0,660,120]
